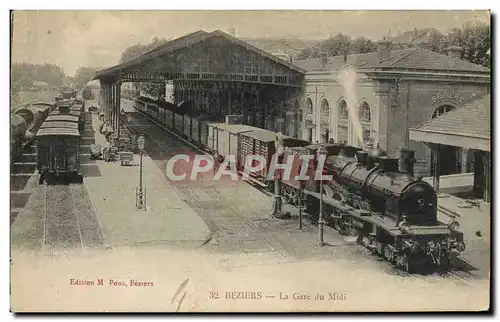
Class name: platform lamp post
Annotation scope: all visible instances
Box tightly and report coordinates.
[317,144,327,246]
[136,135,147,210]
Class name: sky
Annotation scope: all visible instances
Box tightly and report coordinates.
[11,10,490,76]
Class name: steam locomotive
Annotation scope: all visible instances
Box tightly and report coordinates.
[133,96,465,273]
[289,146,465,273]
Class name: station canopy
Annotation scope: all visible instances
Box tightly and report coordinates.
[409,94,491,152]
[94,30,305,87]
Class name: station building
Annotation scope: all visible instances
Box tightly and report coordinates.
[293,42,490,177]
[96,30,490,181]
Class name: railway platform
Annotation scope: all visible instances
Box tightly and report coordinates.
[83,113,210,248]
[437,194,490,278]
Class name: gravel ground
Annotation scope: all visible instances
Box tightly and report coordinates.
[69,184,103,248]
[11,184,103,252]
[45,185,82,249]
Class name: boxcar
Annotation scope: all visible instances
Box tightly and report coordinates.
[238,129,310,180]
[213,124,259,159]
[36,125,83,184]
[165,109,174,129]
[173,111,184,135]
[45,114,79,123]
[206,123,224,151]
[183,113,193,139]
[190,114,214,145]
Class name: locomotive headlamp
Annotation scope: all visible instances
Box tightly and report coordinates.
[448,220,460,232]
[456,241,466,252]
[398,215,410,233]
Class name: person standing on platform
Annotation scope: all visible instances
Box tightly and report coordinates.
[213,151,220,174]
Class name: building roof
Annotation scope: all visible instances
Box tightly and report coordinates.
[293,47,490,73]
[95,30,305,79]
[409,94,491,151]
[415,94,490,138]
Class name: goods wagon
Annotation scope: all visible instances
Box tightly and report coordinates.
[238,129,310,181]
[212,124,259,160]
[36,123,83,184]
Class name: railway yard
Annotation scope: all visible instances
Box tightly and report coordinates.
[10,97,490,312]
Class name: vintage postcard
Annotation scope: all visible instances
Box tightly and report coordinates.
[9,10,491,312]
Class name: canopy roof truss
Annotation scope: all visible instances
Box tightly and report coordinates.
[95,30,305,87]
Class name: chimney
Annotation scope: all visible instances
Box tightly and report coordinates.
[377,38,392,62]
[228,28,236,37]
[320,51,328,66]
[446,46,463,60]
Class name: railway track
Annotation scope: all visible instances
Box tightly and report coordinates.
[42,183,86,255]
[124,109,476,283]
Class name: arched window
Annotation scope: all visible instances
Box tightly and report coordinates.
[321,99,330,118]
[306,98,313,115]
[359,101,371,122]
[432,104,455,118]
[339,100,348,119]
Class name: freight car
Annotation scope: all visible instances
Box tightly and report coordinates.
[36,116,83,184]
[10,102,56,161]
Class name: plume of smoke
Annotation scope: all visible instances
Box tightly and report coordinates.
[337,66,364,148]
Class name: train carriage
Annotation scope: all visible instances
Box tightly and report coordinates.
[206,123,224,151]
[36,124,83,184]
[158,103,167,125]
[212,124,259,160]
[165,109,174,129]
[173,111,184,136]
[238,129,309,183]
[190,114,214,146]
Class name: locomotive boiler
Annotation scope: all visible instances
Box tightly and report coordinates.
[321,146,465,272]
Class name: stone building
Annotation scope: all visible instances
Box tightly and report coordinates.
[293,41,490,177]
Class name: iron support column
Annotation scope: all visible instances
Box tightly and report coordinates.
[116,82,121,139]
[432,144,441,194]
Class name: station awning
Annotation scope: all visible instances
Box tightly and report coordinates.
[94,29,305,85]
[409,94,491,152]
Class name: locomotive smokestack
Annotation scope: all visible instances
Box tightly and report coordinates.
[399,148,416,176]
[356,151,368,166]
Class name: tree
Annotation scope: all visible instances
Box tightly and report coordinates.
[119,43,147,64]
[11,62,65,93]
[351,37,378,54]
[73,66,100,89]
[448,21,490,67]
[295,21,491,68]
[119,37,171,97]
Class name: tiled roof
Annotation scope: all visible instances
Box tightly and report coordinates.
[293,47,490,73]
[412,94,490,139]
